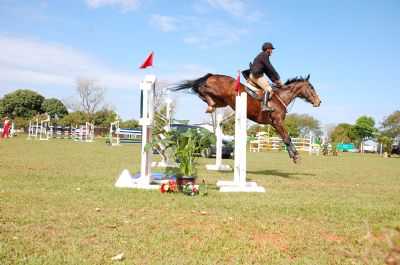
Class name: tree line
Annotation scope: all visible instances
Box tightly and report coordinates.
[329,113,400,152]
[0,84,139,130]
[221,110,399,152]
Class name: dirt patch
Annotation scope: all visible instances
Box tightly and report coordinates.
[320,231,344,243]
[251,232,289,251]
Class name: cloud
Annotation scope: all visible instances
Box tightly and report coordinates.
[149,14,179,32]
[0,35,141,91]
[205,0,264,22]
[85,0,140,12]
[156,63,215,83]
[207,0,245,17]
[183,21,248,48]
[148,14,248,48]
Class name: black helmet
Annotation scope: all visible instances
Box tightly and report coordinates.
[262,42,275,51]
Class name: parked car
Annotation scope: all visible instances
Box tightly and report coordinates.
[170,124,234,159]
[392,144,400,155]
[201,139,234,159]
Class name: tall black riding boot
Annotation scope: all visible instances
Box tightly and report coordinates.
[261,91,274,112]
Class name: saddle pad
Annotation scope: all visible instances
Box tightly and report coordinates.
[244,81,261,94]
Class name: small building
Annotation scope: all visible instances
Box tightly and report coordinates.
[361,140,379,153]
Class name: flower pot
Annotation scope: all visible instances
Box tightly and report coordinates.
[176,176,196,190]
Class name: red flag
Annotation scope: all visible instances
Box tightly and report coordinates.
[139,52,154,69]
[234,70,241,95]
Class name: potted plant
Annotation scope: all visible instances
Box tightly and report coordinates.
[174,129,200,186]
[147,124,213,189]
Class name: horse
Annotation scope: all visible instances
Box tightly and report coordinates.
[171,73,321,163]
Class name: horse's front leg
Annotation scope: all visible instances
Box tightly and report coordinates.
[273,122,299,163]
[204,95,216,113]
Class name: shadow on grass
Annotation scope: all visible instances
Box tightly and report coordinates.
[247,169,316,179]
[206,170,316,190]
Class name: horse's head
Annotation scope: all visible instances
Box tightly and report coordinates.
[286,75,321,107]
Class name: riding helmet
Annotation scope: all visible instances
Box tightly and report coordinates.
[262,42,275,51]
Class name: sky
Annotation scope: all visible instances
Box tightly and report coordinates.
[0,0,399,128]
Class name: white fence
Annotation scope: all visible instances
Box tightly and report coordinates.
[249,133,320,153]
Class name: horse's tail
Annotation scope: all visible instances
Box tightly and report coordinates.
[169,73,213,94]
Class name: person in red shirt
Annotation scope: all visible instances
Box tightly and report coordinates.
[2,117,11,138]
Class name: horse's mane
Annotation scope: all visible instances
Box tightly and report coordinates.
[285,76,308,85]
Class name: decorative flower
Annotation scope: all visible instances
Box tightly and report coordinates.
[160,179,177,193]
[160,183,167,193]
[182,182,200,196]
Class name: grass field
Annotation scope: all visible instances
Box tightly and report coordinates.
[1,136,399,265]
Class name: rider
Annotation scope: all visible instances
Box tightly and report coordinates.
[250,42,284,112]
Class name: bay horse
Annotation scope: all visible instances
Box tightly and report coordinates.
[171,73,321,163]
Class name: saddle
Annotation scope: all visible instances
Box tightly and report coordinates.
[241,68,282,103]
[241,69,264,101]
[241,69,259,88]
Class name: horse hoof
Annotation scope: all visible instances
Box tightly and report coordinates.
[293,156,301,164]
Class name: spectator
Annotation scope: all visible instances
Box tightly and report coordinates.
[2,117,11,138]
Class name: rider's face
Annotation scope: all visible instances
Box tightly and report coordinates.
[266,48,273,55]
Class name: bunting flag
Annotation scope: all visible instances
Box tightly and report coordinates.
[234,70,241,95]
[139,51,154,69]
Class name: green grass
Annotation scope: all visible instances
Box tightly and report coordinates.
[1,137,399,265]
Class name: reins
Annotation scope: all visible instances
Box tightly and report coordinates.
[274,93,288,112]
[272,83,298,113]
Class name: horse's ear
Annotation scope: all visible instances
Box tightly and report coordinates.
[306,74,310,80]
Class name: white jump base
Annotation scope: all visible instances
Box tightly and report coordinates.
[115,169,159,189]
[206,164,232,171]
[216,180,266,192]
[216,92,265,193]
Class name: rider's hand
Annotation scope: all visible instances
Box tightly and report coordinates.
[275,80,283,87]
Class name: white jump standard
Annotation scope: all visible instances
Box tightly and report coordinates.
[206,113,232,171]
[151,98,178,168]
[115,74,159,189]
[216,92,265,192]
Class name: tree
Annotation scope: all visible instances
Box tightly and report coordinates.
[154,80,170,112]
[221,115,235,135]
[13,116,30,130]
[41,98,68,119]
[76,78,105,118]
[381,110,400,138]
[284,113,321,137]
[352,116,377,142]
[0,99,4,117]
[378,135,394,154]
[247,124,276,137]
[0,89,44,118]
[58,111,88,126]
[92,109,117,127]
[284,115,301,137]
[330,123,357,143]
[120,119,140,129]
[248,124,263,137]
[218,108,235,135]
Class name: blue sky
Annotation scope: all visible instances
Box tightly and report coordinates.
[0,0,399,128]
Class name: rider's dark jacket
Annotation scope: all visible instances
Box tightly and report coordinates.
[250,51,280,82]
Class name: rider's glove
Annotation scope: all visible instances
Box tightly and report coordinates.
[275,80,283,87]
